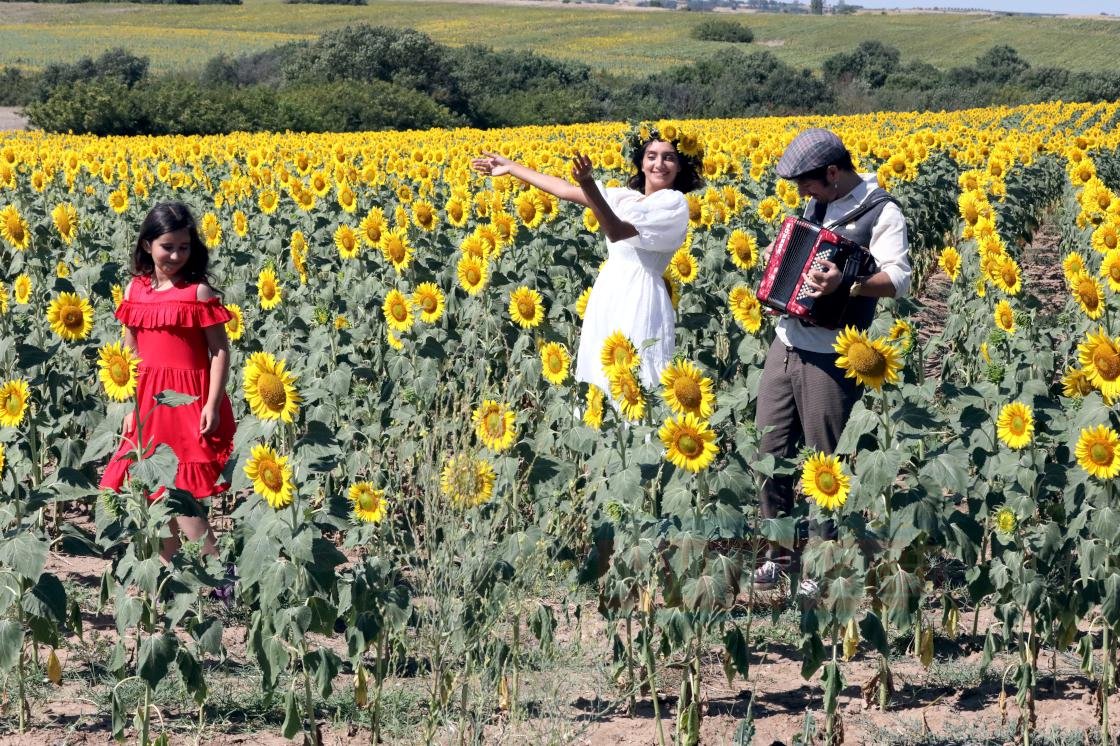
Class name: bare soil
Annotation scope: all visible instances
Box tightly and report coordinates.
[0,107,28,132]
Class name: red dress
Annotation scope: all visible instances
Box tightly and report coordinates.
[100,276,236,499]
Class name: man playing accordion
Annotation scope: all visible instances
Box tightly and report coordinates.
[752,128,911,596]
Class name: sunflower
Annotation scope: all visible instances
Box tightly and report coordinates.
[386,329,403,351]
[439,454,495,508]
[0,284,7,314]
[801,453,850,511]
[200,212,221,249]
[51,202,78,244]
[540,342,570,386]
[0,443,4,474]
[757,196,782,224]
[833,327,901,391]
[383,289,413,332]
[1092,221,1120,255]
[584,385,604,430]
[1101,249,1120,292]
[991,256,1022,296]
[289,231,308,283]
[1071,272,1105,319]
[412,199,438,232]
[412,283,445,323]
[337,182,357,214]
[221,303,244,342]
[13,274,30,305]
[993,300,1016,333]
[243,351,301,422]
[659,413,718,472]
[660,360,715,419]
[0,378,30,428]
[582,208,599,233]
[380,227,413,272]
[938,246,961,281]
[47,292,93,341]
[729,286,762,333]
[108,187,129,214]
[97,342,140,402]
[257,267,282,310]
[996,401,1034,449]
[0,204,30,250]
[1063,252,1088,284]
[610,369,645,421]
[457,254,489,295]
[445,197,469,228]
[508,287,545,329]
[473,400,517,452]
[575,287,592,320]
[1076,425,1120,480]
[994,506,1017,535]
[600,331,639,378]
[232,210,249,238]
[334,224,361,260]
[244,444,294,509]
[669,248,699,284]
[726,229,758,270]
[258,189,279,214]
[349,482,388,523]
[1061,366,1095,398]
[1078,329,1120,400]
[359,207,385,246]
[514,191,545,229]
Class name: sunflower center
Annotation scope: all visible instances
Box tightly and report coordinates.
[848,341,887,378]
[357,490,378,512]
[673,378,701,409]
[484,411,504,437]
[612,347,632,368]
[420,295,437,313]
[1078,280,1100,307]
[228,316,241,333]
[260,462,284,492]
[1091,443,1113,465]
[517,298,536,319]
[262,281,276,299]
[816,472,838,494]
[677,434,701,457]
[1094,347,1120,380]
[1010,415,1026,436]
[3,394,18,415]
[388,240,404,263]
[546,352,563,373]
[466,266,481,284]
[109,358,130,385]
[62,307,83,329]
[257,372,287,412]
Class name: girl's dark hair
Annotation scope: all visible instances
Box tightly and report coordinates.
[131,201,214,287]
[627,139,704,194]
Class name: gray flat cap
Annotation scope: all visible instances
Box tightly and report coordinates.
[775,128,848,179]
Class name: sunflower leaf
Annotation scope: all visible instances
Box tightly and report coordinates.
[154,389,199,408]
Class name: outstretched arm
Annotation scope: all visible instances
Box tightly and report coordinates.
[571,154,639,243]
[472,151,590,207]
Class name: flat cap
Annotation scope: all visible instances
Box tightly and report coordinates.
[775,128,849,179]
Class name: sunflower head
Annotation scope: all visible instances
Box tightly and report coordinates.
[1076,424,1120,480]
[729,286,762,333]
[660,360,715,419]
[600,331,639,378]
[243,351,301,423]
[609,369,645,422]
[383,289,414,332]
[349,482,388,523]
[0,378,30,428]
[540,342,570,386]
[833,327,901,391]
[658,413,718,472]
[412,283,445,324]
[473,400,516,453]
[939,246,961,281]
[245,444,294,509]
[258,267,282,310]
[584,385,605,430]
[508,287,545,329]
[47,292,93,342]
[98,342,140,402]
[994,506,1017,535]
[801,453,850,511]
[440,454,496,508]
[996,401,1034,450]
[457,254,490,296]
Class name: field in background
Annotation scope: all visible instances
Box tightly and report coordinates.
[0,0,1117,75]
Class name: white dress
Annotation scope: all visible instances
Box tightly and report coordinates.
[574,183,690,395]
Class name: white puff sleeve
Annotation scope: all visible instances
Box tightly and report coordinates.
[603,186,690,254]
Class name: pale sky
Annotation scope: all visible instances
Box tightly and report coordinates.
[850,0,1112,13]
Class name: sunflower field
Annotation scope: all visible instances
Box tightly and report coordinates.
[2,100,1120,744]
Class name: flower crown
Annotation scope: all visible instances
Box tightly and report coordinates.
[622,121,705,174]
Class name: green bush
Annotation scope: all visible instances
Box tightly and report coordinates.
[274,80,461,131]
[822,40,900,89]
[690,17,754,43]
[0,67,36,106]
[33,48,149,102]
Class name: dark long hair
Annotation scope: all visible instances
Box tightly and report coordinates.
[130,201,214,287]
[626,139,704,195]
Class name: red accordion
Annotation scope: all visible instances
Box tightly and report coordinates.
[755,217,877,330]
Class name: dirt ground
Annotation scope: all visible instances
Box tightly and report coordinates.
[0,107,28,132]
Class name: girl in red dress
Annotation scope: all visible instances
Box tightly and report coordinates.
[100,202,235,561]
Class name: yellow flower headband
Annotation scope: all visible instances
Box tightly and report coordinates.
[623,121,705,173]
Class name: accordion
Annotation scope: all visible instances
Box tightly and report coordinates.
[755,217,878,330]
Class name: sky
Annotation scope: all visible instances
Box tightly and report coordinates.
[849,0,1111,13]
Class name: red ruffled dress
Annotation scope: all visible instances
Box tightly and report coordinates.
[100,276,236,499]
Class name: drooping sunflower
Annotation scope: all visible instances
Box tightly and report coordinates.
[47,292,93,341]
[938,246,961,282]
[575,287,592,320]
[1061,366,1095,398]
[244,444,294,509]
[289,230,308,283]
[380,227,413,272]
[887,318,914,352]
[660,360,715,419]
[473,399,517,452]
[600,331,639,378]
[610,368,645,422]
[0,204,30,250]
[51,202,78,245]
[540,342,570,386]
[508,287,545,329]
[13,274,30,305]
[659,413,718,472]
[97,342,140,402]
[801,453,850,511]
[1078,328,1120,400]
[0,378,30,428]
[225,303,244,341]
[257,267,282,310]
[996,401,1034,450]
[439,454,495,508]
[729,286,762,333]
[383,289,413,332]
[1071,272,1105,319]
[669,248,699,285]
[726,229,758,270]
[457,254,489,296]
[349,482,388,523]
[334,224,361,260]
[993,300,1016,333]
[1076,425,1120,480]
[412,283,445,324]
[833,327,901,391]
[584,385,604,430]
[243,351,301,423]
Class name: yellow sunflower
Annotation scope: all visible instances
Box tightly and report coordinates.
[200,212,221,249]
[382,289,413,332]
[610,368,645,422]
[1092,221,1120,255]
[1063,252,1087,284]
[1078,328,1120,400]
[729,286,762,333]
[1061,366,1094,398]
[473,399,517,452]
[439,454,495,508]
[938,246,961,282]
[244,444,294,509]
[887,318,914,352]
[359,207,385,246]
[13,274,30,305]
[600,331,639,378]
[0,443,4,475]
[659,413,718,472]
[1101,249,1120,292]
[412,199,438,232]
[996,401,1034,450]
[51,202,78,245]
[540,342,570,386]
[243,351,301,423]
[257,267,282,310]
[225,303,244,341]
[726,229,758,270]
[801,453,850,511]
[289,231,308,283]
[412,283,445,324]
[334,224,361,260]
[258,189,279,214]
[669,248,699,285]
[584,385,604,430]
[349,482,388,523]
[1076,425,1120,480]
[232,210,248,238]
[457,254,489,295]
[582,208,599,233]
[660,360,715,419]
[0,204,30,250]
[833,327,901,391]
[0,379,30,428]
[990,256,1022,296]
[994,506,1017,535]
[97,342,140,402]
[1071,272,1105,319]
[0,284,7,314]
[575,287,592,320]
[514,191,545,229]
[108,187,129,215]
[386,329,403,351]
[380,227,413,272]
[993,300,1016,333]
[508,287,545,329]
[47,292,93,341]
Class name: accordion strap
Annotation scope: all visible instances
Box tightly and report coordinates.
[809,189,899,231]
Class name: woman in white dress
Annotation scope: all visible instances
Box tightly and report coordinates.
[471,129,701,396]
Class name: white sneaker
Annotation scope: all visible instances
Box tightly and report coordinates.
[752,560,783,591]
[797,577,820,601]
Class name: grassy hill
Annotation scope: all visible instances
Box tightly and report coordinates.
[1,0,1117,76]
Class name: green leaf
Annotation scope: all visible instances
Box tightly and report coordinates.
[132,443,180,491]
[138,633,179,688]
[153,389,199,407]
[1102,574,1120,628]
[23,572,67,623]
[723,626,750,683]
[307,647,341,699]
[177,649,208,705]
[835,406,879,455]
[878,566,921,631]
[856,450,903,500]
[281,685,301,739]
[822,661,844,715]
[859,611,889,656]
[193,618,223,657]
[0,533,47,581]
[0,620,22,674]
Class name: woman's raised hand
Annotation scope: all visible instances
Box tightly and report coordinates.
[571,153,594,185]
[471,151,513,177]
